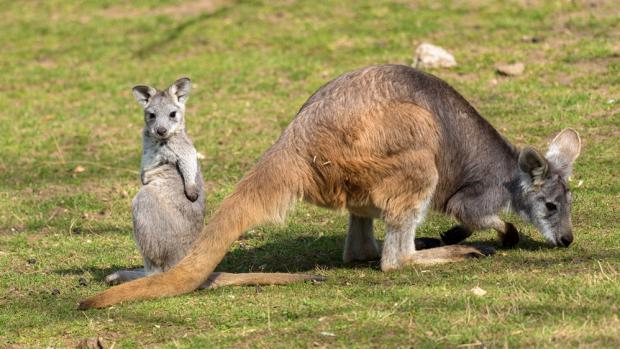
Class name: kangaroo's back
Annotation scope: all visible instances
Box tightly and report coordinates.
[289,65,518,210]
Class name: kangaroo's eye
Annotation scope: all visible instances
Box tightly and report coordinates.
[545,202,557,211]
[148,113,156,119]
[169,111,176,118]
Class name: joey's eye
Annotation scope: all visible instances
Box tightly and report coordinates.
[148,113,156,119]
[545,202,557,211]
[169,111,176,118]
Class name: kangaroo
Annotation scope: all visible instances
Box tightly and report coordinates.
[104,77,323,289]
[79,65,581,309]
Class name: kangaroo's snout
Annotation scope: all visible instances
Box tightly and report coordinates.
[156,127,167,137]
[559,234,573,247]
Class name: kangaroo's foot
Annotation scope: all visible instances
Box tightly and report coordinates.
[386,245,495,270]
[440,225,472,245]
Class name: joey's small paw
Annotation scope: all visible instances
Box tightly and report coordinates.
[501,223,520,248]
[185,185,199,202]
[441,226,471,245]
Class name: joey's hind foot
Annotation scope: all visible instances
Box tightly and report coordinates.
[440,225,472,245]
[104,272,121,285]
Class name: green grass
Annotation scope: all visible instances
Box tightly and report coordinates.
[1,0,619,347]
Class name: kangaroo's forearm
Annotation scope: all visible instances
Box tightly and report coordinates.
[178,158,197,186]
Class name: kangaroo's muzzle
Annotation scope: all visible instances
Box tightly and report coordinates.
[559,233,573,247]
[156,127,167,137]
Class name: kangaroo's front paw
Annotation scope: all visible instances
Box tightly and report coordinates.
[185,185,199,202]
[500,222,520,248]
[440,225,472,245]
[415,237,442,250]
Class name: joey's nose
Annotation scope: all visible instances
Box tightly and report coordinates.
[156,127,167,136]
[559,234,573,247]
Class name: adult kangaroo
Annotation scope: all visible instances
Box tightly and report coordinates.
[79,64,581,309]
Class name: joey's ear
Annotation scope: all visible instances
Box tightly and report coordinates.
[546,128,581,179]
[168,77,191,105]
[519,146,548,187]
[132,85,157,108]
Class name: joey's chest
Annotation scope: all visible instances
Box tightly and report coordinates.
[141,143,177,169]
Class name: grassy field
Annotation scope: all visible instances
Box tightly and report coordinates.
[1,0,619,347]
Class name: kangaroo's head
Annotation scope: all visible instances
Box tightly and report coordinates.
[132,77,191,140]
[517,128,581,247]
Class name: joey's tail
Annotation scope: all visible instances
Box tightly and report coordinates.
[78,150,305,309]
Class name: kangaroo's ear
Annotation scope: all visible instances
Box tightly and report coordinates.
[132,85,157,108]
[519,146,548,188]
[168,77,191,105]
[546,128,581,179]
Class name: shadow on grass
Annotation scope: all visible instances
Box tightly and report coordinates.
[53,235,348,281]
[51,228,597,285]
[53,265,140,282]
[134,3,236,58]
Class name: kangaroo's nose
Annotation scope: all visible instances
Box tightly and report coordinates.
[156,127,167,136]
[560,234,573,247]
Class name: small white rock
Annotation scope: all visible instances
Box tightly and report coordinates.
[196,152,206,160]
[414,43,457,69]
[471,286,487,296]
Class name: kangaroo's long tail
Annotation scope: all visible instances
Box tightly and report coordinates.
[78,149,305,309]
[201,272,325,289]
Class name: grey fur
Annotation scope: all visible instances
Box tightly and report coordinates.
[343,215,380,263]
[105,78,205,285]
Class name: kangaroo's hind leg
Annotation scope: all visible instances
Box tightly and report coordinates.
[375,155,493,271]
[383,211,495,270]
[343,214,381,263]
